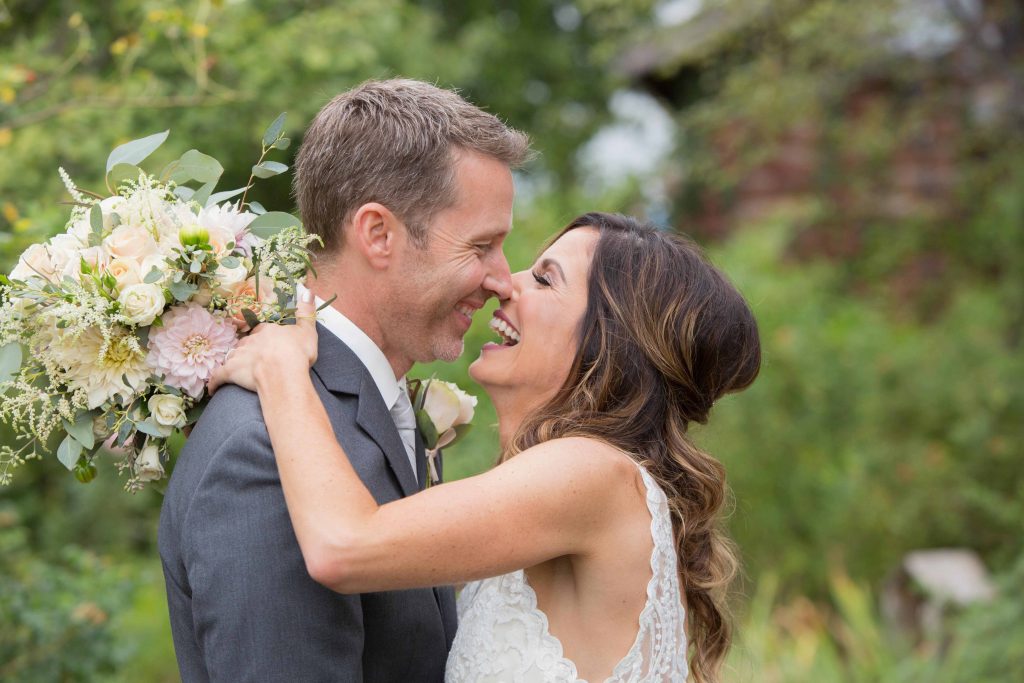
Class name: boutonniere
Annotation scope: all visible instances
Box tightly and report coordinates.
[407,378,476,487]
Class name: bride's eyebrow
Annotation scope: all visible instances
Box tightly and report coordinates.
[537,258,566,283]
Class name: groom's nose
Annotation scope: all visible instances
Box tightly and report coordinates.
[482,248,513,301]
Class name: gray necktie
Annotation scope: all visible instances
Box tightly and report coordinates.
[389,388,418,482]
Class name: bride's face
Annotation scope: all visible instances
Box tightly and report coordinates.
[469,227,598,406]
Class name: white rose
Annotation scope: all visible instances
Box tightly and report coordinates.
[134,443,164,482]
[148,394,186,428]
[99,195,126,231]
[47,234,84,278]
[454,385,477,424]
[105,224,159,261]
[68,217,93,246]
[10,243,57,282]
[213,261,249,294]
[118,283,166,326]
[105,257,142,290]
[421,381,462,435]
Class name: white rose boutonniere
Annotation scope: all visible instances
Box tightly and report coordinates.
[408,378,477,487]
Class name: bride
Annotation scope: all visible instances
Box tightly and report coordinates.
[208,211,761,682]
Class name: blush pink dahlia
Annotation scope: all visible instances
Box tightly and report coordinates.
[146,304,238,398]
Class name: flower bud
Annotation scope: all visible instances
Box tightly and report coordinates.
[178,224,210,247]
[74,460,98,483]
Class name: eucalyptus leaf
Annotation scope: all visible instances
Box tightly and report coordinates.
[64,411,97,449]
[143,266,164,284]
[185,405,204,424]
[219,256,240,269]
[206,186,249,207]
[175,186,196,201]
[115,419,133,447]
[106,130,169,172]
[272,137,291,150]
[136,419,168,438]
[251,161,288,179]
[57,434,83,470]
[248,211,301,239]
[90,203,104,236]
[168,149,224,185]
[192,180,217,209]
[262,112,287,147]
[0,342,22,382]
[249,201,266,215]
[169,279,198,302]
[107,162,142,188]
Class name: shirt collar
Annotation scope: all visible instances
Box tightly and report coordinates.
[297,284,403,408]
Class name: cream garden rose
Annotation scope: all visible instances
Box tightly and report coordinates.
[105,224,159,262]
[135,443,164,482]
[10,243,57,282]
[149,393,186,430]
[106,257,142,290]
[118,283,165,326]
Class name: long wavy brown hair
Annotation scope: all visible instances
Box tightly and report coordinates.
[503,212,761,682]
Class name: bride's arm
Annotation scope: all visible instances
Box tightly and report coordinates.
[208,297,633,594]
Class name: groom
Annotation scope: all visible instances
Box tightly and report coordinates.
[159,79,530,682]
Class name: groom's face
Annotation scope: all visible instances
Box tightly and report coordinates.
[384,150,515,364]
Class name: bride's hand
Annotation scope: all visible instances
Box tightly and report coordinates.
[207,293,319,395]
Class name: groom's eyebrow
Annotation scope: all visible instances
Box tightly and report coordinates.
[538,258,566,283]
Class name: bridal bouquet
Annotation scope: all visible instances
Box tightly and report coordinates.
[0,115,318,490]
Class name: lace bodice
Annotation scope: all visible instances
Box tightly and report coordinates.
[445,465,688,682]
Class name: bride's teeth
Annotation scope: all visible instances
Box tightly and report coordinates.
[488,317,520,346]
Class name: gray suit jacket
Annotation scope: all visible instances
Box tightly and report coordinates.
[159,325,457,682]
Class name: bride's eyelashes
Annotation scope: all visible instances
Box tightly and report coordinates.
[532,271,551,287]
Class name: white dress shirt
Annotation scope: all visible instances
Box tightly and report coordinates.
[297,284,416,477]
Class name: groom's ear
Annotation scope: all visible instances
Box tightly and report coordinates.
[349,202,399,270]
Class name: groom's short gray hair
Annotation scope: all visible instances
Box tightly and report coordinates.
[295,79,531,252]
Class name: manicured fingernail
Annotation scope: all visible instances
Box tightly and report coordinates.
[300,290,312,303]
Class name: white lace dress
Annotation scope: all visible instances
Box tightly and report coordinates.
[445,466,688,682]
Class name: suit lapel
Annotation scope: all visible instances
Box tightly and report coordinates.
[311,324,419,498]
[354,381,419,497]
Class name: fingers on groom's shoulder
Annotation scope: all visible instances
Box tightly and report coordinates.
[297,296,317,327]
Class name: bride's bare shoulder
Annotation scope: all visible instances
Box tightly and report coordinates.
[511,436,640,484]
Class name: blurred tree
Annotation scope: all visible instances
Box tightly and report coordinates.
[0,0,660,267]
[621,0,1023,323]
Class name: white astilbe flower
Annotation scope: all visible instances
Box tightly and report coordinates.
[116,175,191,242]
